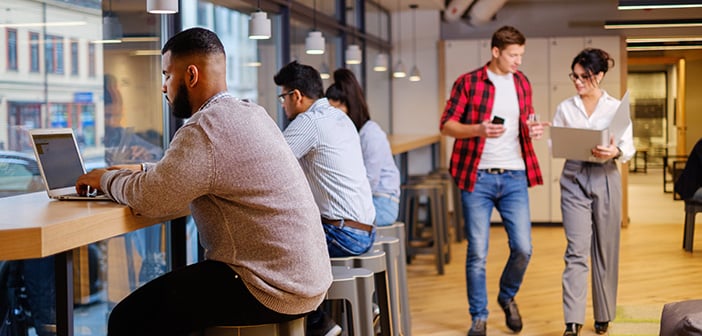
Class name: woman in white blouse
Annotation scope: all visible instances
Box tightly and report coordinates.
[552,48,635,336]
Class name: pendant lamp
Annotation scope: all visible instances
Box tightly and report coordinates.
[392,0,406,78]
[249,0,271,39]
[373,1,388,72]
[408,4,421,82]
[103,0,122,41]
[147,0,178,14]
[306,0,325,54]
[345,44,362,64]
[320,62,331,79]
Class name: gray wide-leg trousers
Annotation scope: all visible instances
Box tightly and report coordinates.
[560,160,621,324]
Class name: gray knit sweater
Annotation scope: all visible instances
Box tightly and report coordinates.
[100,94,332,315]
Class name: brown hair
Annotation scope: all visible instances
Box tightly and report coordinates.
[491,26,526,51]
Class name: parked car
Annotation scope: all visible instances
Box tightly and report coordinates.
[0,151,44,198]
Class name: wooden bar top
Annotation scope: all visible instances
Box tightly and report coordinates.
[0,192,188,261]
[388,134,441,155]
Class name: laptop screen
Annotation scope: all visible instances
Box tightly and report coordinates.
[32,132,85,190]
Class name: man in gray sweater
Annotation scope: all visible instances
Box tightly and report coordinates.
[76,28,332,336]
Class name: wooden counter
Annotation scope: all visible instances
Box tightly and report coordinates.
[0,192,186,260]
[388,133,441,183]
[388,133,441,155]
[0,191,188,335]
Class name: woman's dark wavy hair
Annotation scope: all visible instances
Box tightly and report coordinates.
[325,69,370,131]
[273,61,324,100]
[571,48,615,84]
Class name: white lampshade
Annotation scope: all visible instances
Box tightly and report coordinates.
[305,31,325,55]
[393,60,407,78]
[319,62,331,79]
[147,0,178,14]
[373,53,388,72]
[248,11,271,40]
[409,65,422,82]
[345,44,362,64]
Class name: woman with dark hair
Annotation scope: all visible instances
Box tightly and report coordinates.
[326,69,401,226]
[552,48,635,336]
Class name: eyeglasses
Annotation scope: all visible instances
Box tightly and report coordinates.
[568,72,592,82]
[277,90,295,104]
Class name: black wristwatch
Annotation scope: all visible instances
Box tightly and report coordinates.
[614,147,622,159]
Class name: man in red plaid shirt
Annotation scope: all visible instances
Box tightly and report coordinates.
[440,26,547,336]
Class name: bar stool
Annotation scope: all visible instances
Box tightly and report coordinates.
[201,317,305,336]
[326,266,376,336]
[683,200,702,251]
[330,249,392,336]
[427,168,464,243]
[375,222,411,336]
[401,182,450,275]
[373,235,408,336]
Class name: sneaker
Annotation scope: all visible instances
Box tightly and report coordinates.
[563,323,582,336]
[498,297,523,332]
[467,319,486,336]
[594,321,609,334]
[306,313,342,336]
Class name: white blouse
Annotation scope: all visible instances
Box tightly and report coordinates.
[552,90,635,162]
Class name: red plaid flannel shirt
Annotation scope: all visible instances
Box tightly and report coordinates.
[440,64,543,192]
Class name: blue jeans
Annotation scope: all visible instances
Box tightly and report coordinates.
[373,195,400,226]
[461,170,532,321]
[322,220,375,258]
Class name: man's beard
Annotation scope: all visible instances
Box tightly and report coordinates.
[170,83,192,119]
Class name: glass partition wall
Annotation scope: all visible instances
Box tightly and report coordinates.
[0,0,392,334]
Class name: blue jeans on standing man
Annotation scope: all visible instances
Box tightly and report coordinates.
[461,170,532,322]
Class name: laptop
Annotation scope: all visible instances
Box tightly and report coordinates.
[550,126,610,163]
[29,128,110,201]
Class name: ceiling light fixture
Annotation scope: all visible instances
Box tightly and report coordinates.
[249,0,271,39]
[345,6,362,65]
[408,4,421,82]
[393,0,406,78]
[346,45,362,64]
[374,0,389,72]
[306,0,325,54]
[147,0,178,14]
[604,19,702,29]
[618,0,702,10]
[320,62,331,79]
[102,0,122,42]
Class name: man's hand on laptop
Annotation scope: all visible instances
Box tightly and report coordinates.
[76,169,106,196]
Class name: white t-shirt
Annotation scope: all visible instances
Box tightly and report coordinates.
[479,70,526,171]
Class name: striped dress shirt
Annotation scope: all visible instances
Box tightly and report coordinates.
[283,98,375,225]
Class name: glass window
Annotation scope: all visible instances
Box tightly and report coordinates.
[290,17,340,92]
[71,40,79,76]
[0,1,169,335]
[45,35,55,73]
[182,0,284,123]
[365,46,392,132]
[56,36,65,74]
[29,32,40,72]
[88,43,96,77]
[7,29,18,71]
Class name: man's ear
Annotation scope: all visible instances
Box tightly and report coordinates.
[186,65,199,87]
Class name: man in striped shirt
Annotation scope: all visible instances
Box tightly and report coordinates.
[274,61,375,336]
[440,26,545,336]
